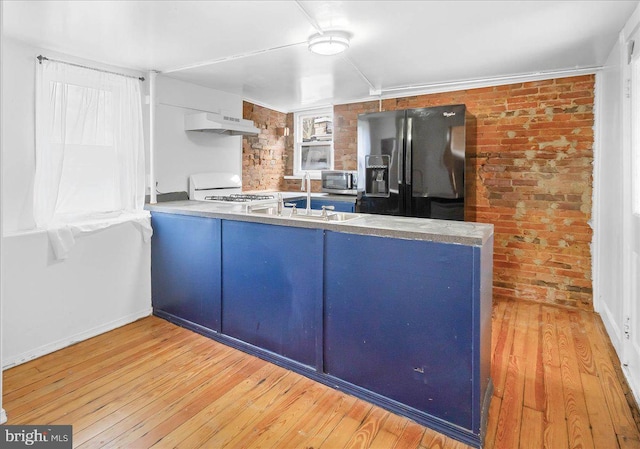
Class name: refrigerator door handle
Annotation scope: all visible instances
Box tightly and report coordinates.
[406,117,412,185]
[398,118,404,184]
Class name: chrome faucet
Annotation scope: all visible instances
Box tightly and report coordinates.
[285,202,297,215]
[321,205,335,220]
[301,171,312,215]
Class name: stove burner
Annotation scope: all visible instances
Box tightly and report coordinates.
[204,193,275,202]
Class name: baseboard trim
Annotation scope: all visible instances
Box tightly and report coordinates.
[0,409,7,424]
[2,308,152,370]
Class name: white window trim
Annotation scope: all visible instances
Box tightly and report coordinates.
[293,107,334,178]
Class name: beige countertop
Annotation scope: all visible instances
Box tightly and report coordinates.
[145,199,493,247]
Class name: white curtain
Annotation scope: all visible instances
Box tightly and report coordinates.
[34,59,151,259]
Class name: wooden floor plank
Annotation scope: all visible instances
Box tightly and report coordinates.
[523,303,545,411]
[542,363,569,449]
[367,411,407,448]
[391,421,426,449]
[195,369,307,448]
[618,435,640,449]
[493,354,525,449]
[3,319,179,403]
[491,299,517,399]
[74,354,249,447]
[421,429,473,449]
[539,305,570,449]
[556,310,596,449]
[317,401,373,449]
[582,309,640,439]
[188,370,309,449]
[491,299,508,367]
[3,303,640,449]
[492,302,530,449]
[484,395,502,449]
[592,313,640,431]
[541,305,561,368]
[581,372,620,449]
[569,310,598,376]
[266,388,357,449]
[519,407,543,449]
[236,379,326,449]
[342,406,388,449]
[96,356,269,449]
[287,392,360,449]
[71,339,242,445]
[8,327,200,424]
[2,317,158,383]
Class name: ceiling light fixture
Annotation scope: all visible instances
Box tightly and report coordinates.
[308,31,350,56]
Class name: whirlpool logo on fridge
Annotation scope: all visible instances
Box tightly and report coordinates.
[1,425,72,448]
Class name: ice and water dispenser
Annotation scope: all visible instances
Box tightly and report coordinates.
[365,155,390,197]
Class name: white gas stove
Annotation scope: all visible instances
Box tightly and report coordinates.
[188,172,277,205]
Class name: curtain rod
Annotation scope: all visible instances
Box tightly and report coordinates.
[36,55,145,82]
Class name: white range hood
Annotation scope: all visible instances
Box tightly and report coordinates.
[184,112,260,136]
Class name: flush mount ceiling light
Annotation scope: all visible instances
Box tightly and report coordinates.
[308,31,350,56]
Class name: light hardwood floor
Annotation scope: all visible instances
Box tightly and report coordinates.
[3,298,640,449]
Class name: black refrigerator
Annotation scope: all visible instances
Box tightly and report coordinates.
[355,104,466,221]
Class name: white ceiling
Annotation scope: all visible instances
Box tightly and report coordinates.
[3,1,639,112]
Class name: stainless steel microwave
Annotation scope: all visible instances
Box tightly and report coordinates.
[321,170,358,195]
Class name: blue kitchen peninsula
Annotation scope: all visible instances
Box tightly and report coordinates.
[146,199,494,448]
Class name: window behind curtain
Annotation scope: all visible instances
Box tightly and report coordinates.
[52,82,118,214]
[34,60,145,228]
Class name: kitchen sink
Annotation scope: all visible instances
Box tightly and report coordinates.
[248,206,362,222]
[293,211,362,222]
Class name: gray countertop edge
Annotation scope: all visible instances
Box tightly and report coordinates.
[145,201,494,247]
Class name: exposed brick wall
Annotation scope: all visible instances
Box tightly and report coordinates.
[243,103,323,193]
[280,176,322,193]
[242,102,289,191]
[335,76,594,310]
[244,75,595,310]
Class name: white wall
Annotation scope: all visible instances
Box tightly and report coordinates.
[595,34,626,351]
[1,38,151,370]
[154,75,245,195]
[2,38,39,232]
[2,225,151,368]
[0,0,6,423]
[595,2,640,404]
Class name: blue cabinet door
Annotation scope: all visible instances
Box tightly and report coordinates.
[324,231,475,430]
[151,212,222,332]
[222,220,323,368]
